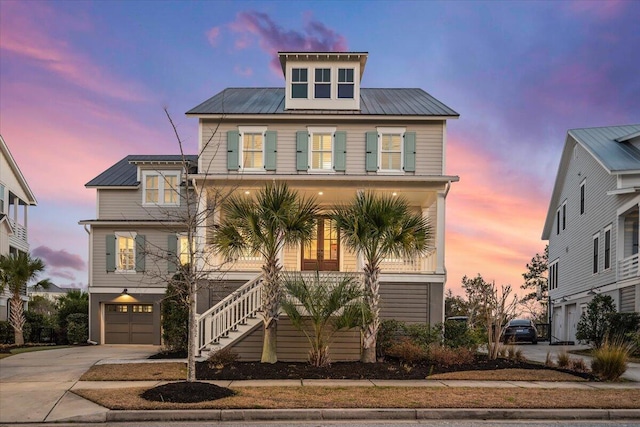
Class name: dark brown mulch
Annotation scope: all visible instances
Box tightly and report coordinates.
[148,350,187,359]
[141,381,235,403]
[196,355,596,381]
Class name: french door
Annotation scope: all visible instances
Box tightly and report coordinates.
[301,217,340,271]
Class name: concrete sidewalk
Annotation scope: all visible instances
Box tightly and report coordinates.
[1,345,639,424]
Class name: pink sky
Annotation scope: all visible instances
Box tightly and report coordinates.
[1,1,638,295]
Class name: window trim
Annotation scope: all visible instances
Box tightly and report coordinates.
[238,126,267,172]
[377,127,405,173]
[314,68,331,99]
[603,225,612,271]
[593,232,600,275]
[580,179,586,215]
[291,68,308,99]
[115,231,137,274]
[337,68,355,99]
[307,127,336,173]
[142,170,181,206]
[562,200,567,231]
[556,209,560,235]
[549,259,558,290]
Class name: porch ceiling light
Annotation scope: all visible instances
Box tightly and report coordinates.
[318,191,323,195]
[121,288,129,296]
[392,192,398,196]
[244,191,250,195]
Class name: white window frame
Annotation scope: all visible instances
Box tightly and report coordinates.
[580,179,586,215]
[238,126,267,172]
[337,68,355,99]
[561,200,567,231]
[593,232,600,275]
[549,259,558,290]
[291,67,308,99]
[178,234,191,266]
[603,224,612,271]
[142,170,181,206]
[313,67,332,99]
[307,127,336,173]
[115,231,136,274]
[377,127,405,173]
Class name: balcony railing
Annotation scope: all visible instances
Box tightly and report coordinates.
[618,253,639,281]
[8,218,27,243]
[380,251,437,273]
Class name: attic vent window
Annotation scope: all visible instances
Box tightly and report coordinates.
[338,68,354,99]
[291,68,308,99]
[315,68,331,98]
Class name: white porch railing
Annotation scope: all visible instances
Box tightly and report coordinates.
[618,253,639,280]
[197,274,263,354]
[8,218,28,250]
[380,251,437,273]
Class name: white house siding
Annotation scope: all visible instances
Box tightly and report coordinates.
[199,120,445,176]
[98,189,189,221]
[548,140,618,300]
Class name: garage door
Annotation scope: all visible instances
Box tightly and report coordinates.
[104,304,154,344]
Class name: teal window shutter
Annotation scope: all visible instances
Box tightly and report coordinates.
[106,235,116,272]
[167,235,178,273]
[135,235,146,272]
[404,132,416,172]
[265,131,277,171]
[334,131,347,171]
[227,130,240,170]
[365,131,378,172]
[296,131,309,171]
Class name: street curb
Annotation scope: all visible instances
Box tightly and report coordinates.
[103,408,640,423]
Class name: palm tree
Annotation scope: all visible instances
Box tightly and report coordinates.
[212,182,319,363]
[281,272,370,367]
[330,192,431,363]
[0,253,46,345]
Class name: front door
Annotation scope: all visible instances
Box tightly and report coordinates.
[301,217,339,271]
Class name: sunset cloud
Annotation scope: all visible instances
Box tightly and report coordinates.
[226,11,348,74]
[32,246,85,271]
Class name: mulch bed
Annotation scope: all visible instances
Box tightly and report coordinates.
[142,381,235,403]
[196,355,596,381]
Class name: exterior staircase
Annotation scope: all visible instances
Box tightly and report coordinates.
[197,274,264,359]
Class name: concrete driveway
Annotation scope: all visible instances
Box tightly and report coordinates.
[0,345,160,423]
[514,342,640,382]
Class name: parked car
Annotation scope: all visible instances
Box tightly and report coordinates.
[501,319,538,344]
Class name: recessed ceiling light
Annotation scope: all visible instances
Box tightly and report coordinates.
[392,192,397,196]
[318,191,323,195]
[244,191,250,195]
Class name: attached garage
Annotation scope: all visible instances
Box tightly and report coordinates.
[104,303,154,344]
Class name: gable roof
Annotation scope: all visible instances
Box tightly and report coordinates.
[85,155,198,187]
[542,124,640,239]
[0,135,37,205]
[186,88,459,117]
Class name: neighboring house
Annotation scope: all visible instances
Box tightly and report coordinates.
[0,135,37,321]
[82,52,459,359]
[542,124,640,343]
[28,283,71,301]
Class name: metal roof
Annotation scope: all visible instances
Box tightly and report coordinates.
[85,155,197,187]
[569,124,640,173]
[186,88,459,117]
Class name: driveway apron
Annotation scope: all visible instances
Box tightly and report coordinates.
[0,345,159,423]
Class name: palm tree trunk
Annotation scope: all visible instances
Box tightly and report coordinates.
[10,294,25,346]
[261,258,281,363]
[361,264,380,363]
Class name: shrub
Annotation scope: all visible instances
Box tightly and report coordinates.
[569,358,588,372]
[443,319,481,349]
[0,321,14,344]
[56,291,89,344]
[377,320,405,358]
[66,313,88,344]
[576,294,616,349]
[427,344,474,367]
[591,340,631,381]
[377,320,442,359]
[207,347,239,369]
[556,350,570,368]
[608,312,640,343]
[505,346,525,362]
[404,323,442,348]
[386,338,427,364]
[545,351,554,367]
[161,277,189,353]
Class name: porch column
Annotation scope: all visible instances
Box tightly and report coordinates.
[435,189,446,275]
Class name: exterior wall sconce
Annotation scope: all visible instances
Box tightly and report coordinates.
[587,288,596,295]
[560,296,567,302]
[121,288,129,296]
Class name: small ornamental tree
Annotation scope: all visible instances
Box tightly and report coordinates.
[576,294,616,349]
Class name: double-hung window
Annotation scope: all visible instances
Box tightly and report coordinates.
[593,233,600,274]
[143,171,180,206]
[0,184,4,213]
[562,201,567,231]
[338,68,354,98]
[311,131,333,171]
[580,179,586,215]
[116,232,136,273]
[378,128,405,172]
[314,68,331,98]
[291,68,308,99]
[604,225,611,270]
[549,260,558,290]
[238,126,267,170]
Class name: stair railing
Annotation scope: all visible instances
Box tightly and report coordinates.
[197,274,263,354]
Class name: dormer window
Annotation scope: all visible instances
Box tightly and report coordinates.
[338,68,354,99]
[292,68,308,99]
[314,68,331,98]
[142,170,180,206]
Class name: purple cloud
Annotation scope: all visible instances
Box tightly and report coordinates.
[32,246,85,271]
[48,269,77,281]
[226,11,348,74]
